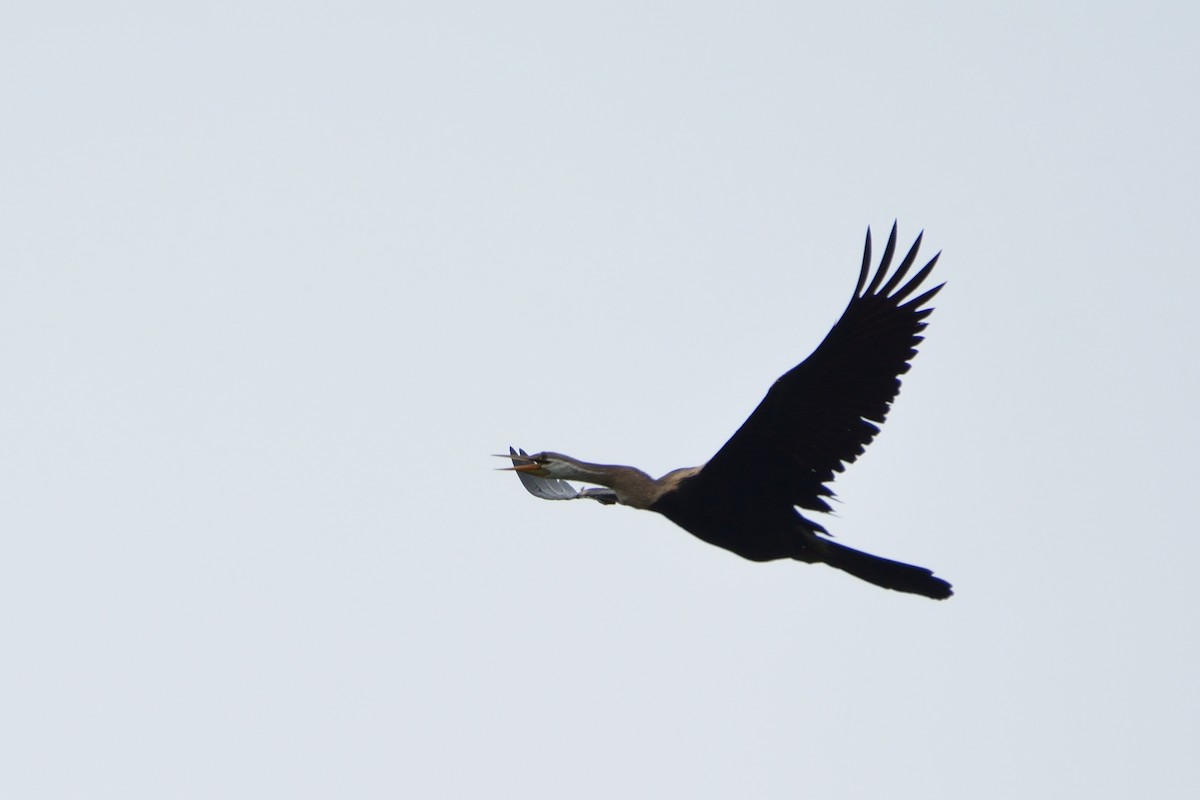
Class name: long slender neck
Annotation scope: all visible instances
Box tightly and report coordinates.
[557,459,663,509]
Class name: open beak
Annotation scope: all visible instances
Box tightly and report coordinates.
[494,448,546,473]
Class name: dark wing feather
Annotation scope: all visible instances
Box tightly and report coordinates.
[690,223,942,513]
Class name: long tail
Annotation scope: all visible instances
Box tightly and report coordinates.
[815,539,953,599]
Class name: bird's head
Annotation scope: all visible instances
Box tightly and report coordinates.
[502,451,577,479]
[498,448,655,508]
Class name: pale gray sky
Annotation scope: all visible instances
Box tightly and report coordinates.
[3,2,1198,797]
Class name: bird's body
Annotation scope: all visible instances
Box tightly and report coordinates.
[504,224,953,599]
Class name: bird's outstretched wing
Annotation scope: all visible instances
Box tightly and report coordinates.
[689,223,942,512]
[507,447,619,504]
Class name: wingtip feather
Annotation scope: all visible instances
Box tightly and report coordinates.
[865,222,899,296]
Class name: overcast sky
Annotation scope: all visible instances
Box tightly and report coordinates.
[3,2,1198,797]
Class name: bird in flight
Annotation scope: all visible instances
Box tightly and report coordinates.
[503,223,952,599]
